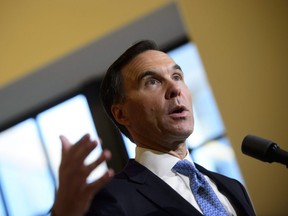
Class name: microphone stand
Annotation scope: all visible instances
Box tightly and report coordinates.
[268,144,288,168]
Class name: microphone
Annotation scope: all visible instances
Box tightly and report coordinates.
[241,135,288,167]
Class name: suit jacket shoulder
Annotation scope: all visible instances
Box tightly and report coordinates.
[86,160,256,216]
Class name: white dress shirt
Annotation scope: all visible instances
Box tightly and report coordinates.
[135,146,237,216]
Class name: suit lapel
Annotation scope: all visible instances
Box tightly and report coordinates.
[124,160,202,216]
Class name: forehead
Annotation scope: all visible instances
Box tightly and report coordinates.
[121,50,176,80]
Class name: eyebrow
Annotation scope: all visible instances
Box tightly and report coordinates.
[173,64,182,71]
[137,64,183,82]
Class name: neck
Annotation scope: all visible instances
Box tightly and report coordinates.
[136,141,188,160]
[167,143,188,159]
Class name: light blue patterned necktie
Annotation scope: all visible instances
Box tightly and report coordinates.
[173,159,228,216]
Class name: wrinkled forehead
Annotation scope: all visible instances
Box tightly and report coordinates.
[121,50,176,81]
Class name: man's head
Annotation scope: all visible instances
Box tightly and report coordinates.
[100,40,194,151]
[100,40,159,140]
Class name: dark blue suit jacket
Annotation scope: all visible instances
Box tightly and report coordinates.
[86,159,256,216]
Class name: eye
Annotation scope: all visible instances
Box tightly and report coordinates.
[172,73,183,81]
[145,78,160,86]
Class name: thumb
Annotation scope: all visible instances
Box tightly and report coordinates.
[59,135,72,157]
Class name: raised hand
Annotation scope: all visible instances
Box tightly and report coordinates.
[51,134,114,216]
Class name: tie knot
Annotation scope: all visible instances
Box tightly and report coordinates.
[172,159,197,177]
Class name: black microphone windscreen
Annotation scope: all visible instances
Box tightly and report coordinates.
[241,135,275,163]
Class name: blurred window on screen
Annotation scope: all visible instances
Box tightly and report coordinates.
[37,94,108,185]
[0,94,108,215]
[0,119,54,216]
[0,191,6,216]
[122,135,136,158]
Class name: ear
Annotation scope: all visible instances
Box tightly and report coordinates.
[111,103,129,126]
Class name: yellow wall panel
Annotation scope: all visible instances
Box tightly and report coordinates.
[0,0,170,86]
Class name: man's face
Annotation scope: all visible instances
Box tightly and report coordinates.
[112,50,194,152]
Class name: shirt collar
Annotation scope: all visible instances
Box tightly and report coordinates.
[135,146,193,178]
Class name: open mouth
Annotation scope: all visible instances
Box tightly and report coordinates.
[172,107,184,113]
[169,106,186,114]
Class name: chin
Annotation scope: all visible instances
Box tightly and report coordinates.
[170,128,193,139]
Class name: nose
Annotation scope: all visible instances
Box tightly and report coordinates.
[165,82,181,99]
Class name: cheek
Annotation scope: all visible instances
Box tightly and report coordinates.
[126,93,164,119]
[126,99,150,118]
[184,88,193,106]
[131,102,161,124]
[146,97,164,113]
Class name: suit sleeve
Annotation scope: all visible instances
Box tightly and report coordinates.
[85,188,127,216]
[86,189,127,216]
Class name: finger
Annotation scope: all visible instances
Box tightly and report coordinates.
[60,135,72,157]
[86,150,112,174]
[77,139,98,163]
[73,134,90,152]
[73,134,91,150]
[87,169,114,194]
[71,134,98,162]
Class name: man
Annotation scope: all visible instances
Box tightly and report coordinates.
[52,40,256,216]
